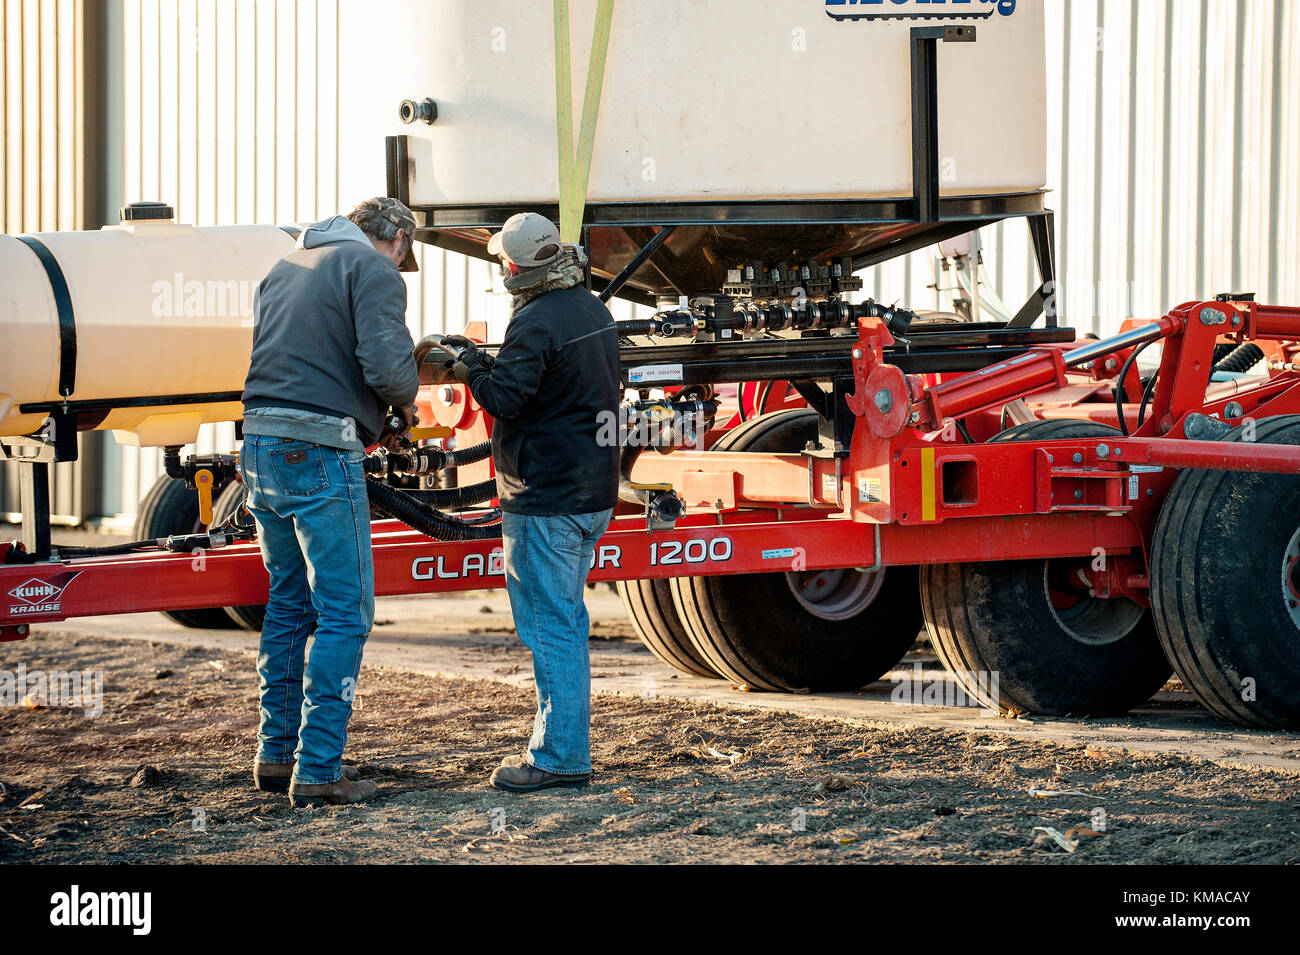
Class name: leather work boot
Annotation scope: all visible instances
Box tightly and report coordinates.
[489,754,590,793]
[289,773,378,809]
[254,760,360,794]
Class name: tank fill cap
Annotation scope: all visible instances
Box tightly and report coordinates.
[119,201,175,223]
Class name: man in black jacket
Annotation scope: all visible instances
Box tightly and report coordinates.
[447,212,620,792]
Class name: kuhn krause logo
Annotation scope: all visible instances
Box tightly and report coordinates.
[6,571,80,617]
[826,0,1016,21]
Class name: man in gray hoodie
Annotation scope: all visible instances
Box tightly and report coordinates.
[240,197,419,808]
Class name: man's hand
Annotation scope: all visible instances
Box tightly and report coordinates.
[440,335,495,368]
[377,404,419,450]
[442,335,494,385]
[438,335,477,362]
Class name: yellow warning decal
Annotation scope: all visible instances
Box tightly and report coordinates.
[920,447,936,522]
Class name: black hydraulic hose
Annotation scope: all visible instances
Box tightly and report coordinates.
[366,478,501,541]
[700,298,915,336]
[443,439,492,469]
[1136,370,1160,429]
[53,524,256,558]
[59,482,502,556]
[616,427,686,528]
[408,479,498,509]
[53,538,169,557]
[1115,339,1154,436]
[1116,340,1260,436]
[363,439,493,478]
[456,510,505,526]
[618,442,652,506]
[1213,342,1265,374]
[615,319,659,337]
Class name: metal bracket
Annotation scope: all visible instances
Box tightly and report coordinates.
[1006,213,1059,328]
[599,226,676,303]
[803,455,844,511]
[643,489,683,532]
[911,25,977,223]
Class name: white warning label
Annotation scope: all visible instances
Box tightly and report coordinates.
[627,364,684,385]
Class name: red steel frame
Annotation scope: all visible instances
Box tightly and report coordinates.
[3,299,1298,642]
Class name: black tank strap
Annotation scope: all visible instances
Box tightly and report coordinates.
[17,235,77,399]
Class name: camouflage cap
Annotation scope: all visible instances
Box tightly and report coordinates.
[352,196,419,272]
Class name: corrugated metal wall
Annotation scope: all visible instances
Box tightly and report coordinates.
[1,0,92,234]
[0,0,102,523]
[4,0,1300,525]
[1046,0,1300,331]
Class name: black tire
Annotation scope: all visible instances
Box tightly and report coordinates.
[615,578,718,678]
[919,419,1171,715]
[614,411,797,680]
[133,474,238,630]
[211,481,266,631]
[669,408,923,691]
[1150,414,1300,728]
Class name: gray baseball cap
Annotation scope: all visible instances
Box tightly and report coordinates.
[487,213,563,268]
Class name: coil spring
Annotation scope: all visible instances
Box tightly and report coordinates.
[1213,343,1265,374]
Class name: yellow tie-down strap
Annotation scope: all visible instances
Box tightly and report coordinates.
[554,0,616,243]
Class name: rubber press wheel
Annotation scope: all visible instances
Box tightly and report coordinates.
[133,474,239,630]
[668,409,923,692]
[211,481,267,632]
[1150,414,1300,728]
[919,419,1171,715]
[616,578,719,678]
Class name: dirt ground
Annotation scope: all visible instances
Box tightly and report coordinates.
[2,632,1298,864]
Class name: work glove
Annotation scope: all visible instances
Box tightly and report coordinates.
[377,404,419,451]
[441,335,494,383]
[438,335,480,363]
[453,357,494,383]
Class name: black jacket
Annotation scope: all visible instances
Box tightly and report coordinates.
[462,285,620,515]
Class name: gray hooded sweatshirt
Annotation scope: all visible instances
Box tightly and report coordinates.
[241,216,419,450]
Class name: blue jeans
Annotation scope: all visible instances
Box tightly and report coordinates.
[238,434,374,785]
[502,508,613,776]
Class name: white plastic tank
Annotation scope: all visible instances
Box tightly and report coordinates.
[0,212,293,446]
[337,0,1046,206]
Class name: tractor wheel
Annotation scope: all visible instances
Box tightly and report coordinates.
[211,481,266,631]
[133,474,238,630]
[615,578,718,678]
[615,410,792,680]
[668,408,922,691]
[1150,414,1300,728]
[919,419,1171,715]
